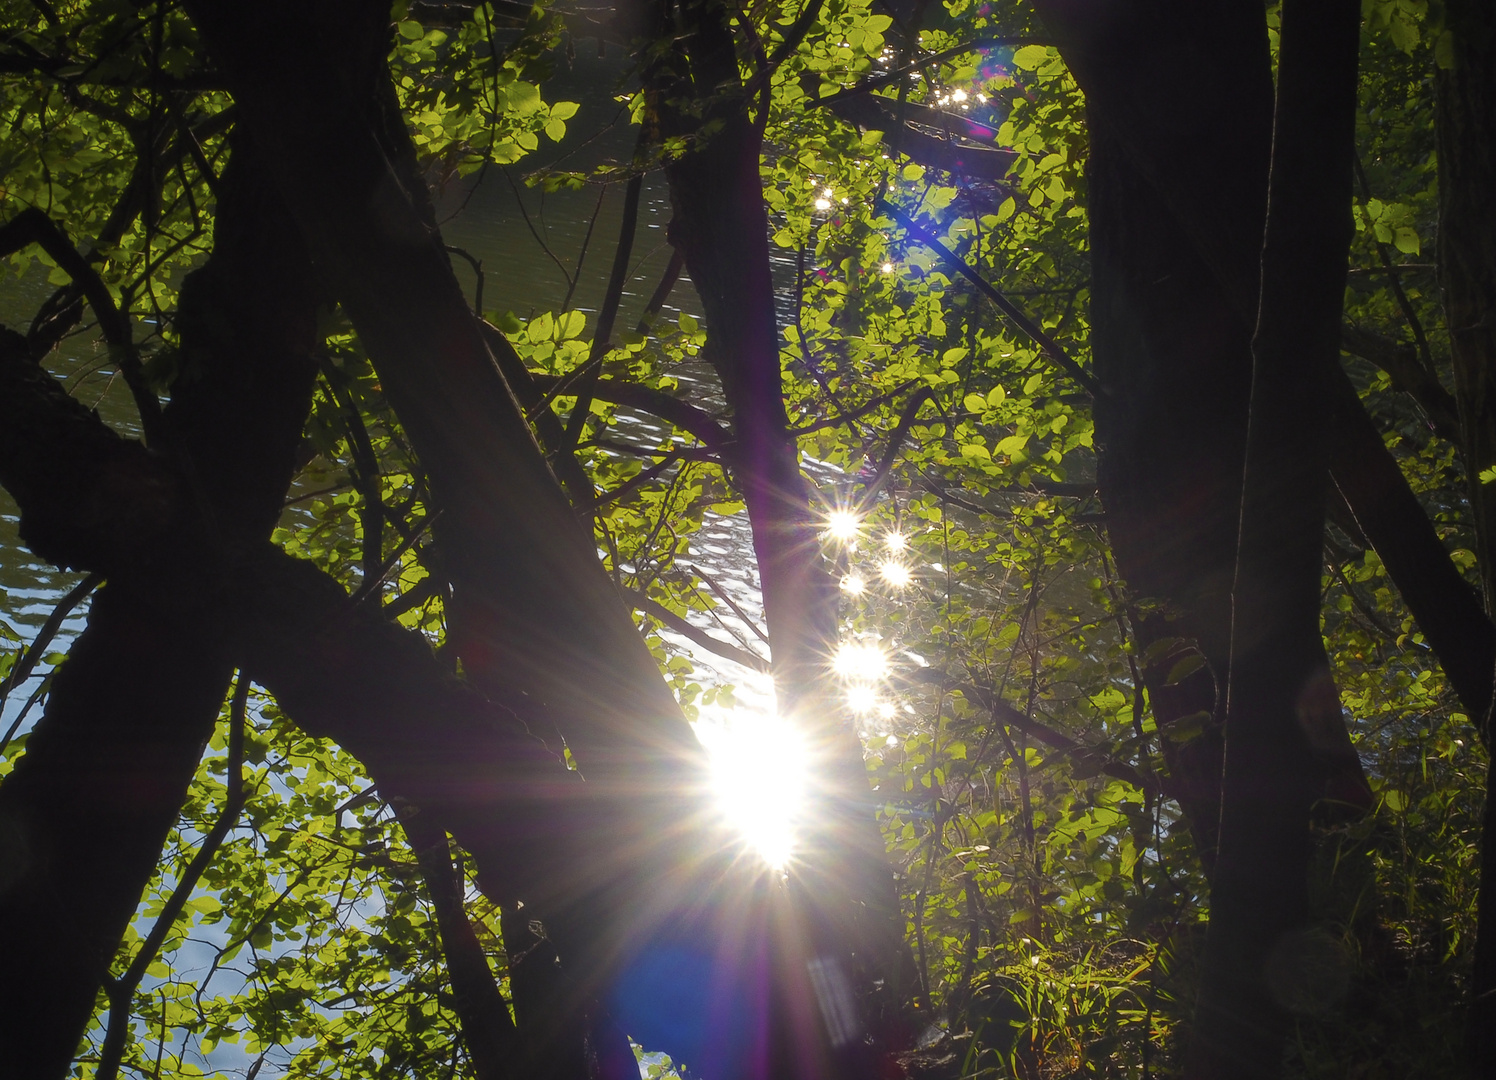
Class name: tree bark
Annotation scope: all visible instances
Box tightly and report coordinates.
[1191,3,1361,1077]
[1439,0,1496,614]
[1435,0,1496,1067]
[1042,0,1494,863]
[0,131,319,1079]
[1039,0,1280,867]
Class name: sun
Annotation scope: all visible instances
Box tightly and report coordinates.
[824,509,863,543]
[694,712,809,869]
[831,640,890,682]
[878,560,913,589]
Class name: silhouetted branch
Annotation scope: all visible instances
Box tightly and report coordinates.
[629,592,771,672]
[880,200,1099,395]
[0,209,162,437]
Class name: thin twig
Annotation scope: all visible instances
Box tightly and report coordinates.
[445,245,486,315]
[561,166,644,457]
[0,572,99,719]
[687,563,772,646]
[501,168,575,292]
[880,199,1099,395]
[636,247,686,335]
[560,182,608,313]
[857,386,938,512]
[630,592,771,672]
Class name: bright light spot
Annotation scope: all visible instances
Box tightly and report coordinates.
[841,572,866,595]
[697,713,808,869]
[878,700,898,720]
[824,509,862,541]
[879,560,913,589]
[881,262,895,274]
[822,187,834,198]
[832,641,890,682]
[884,531,908,553]
[952,89,968,102]
[846,684,880,714]
[814,197,832,210]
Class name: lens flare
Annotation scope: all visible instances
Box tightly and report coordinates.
[832,641,890,682]
[879,560,913,589]
[840,572,866,595]
[883,531,908,552]
[824,509,862,542]
[846,684,880,714]
[696,713,808,869]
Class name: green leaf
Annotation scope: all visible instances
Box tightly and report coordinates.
[1012,44,1052,70]
[1164,653,1207,685]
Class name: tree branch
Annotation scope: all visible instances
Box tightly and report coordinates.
[1340,323,1461,440]
[0,209,162,439]
[629,592,771,672]
[528,371,732,451]
[879,199,1100,395]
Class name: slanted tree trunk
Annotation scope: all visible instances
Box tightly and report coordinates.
[180,5,726,1074]
[0,316,590,1080]
[0,132,319,1079]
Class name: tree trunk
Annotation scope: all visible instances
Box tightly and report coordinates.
[1191,4,1361,1077]
[1435,0,1496,1067]
[0,131,319,1079]
[1439,0,1496,616]
[1039,0,1277,867]
[180,4,734,1072]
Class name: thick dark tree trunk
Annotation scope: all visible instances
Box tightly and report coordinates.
[1190,3,1361,1077]
[0,330,595,1076]
[1085,117,1253,864]
[1435,0,1496,1067]
[1044,0,1496,855]
[1439,0,1496,616]
[1039,0,1280,867]
[0,586,236,1080]
[0,132,319,1079]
